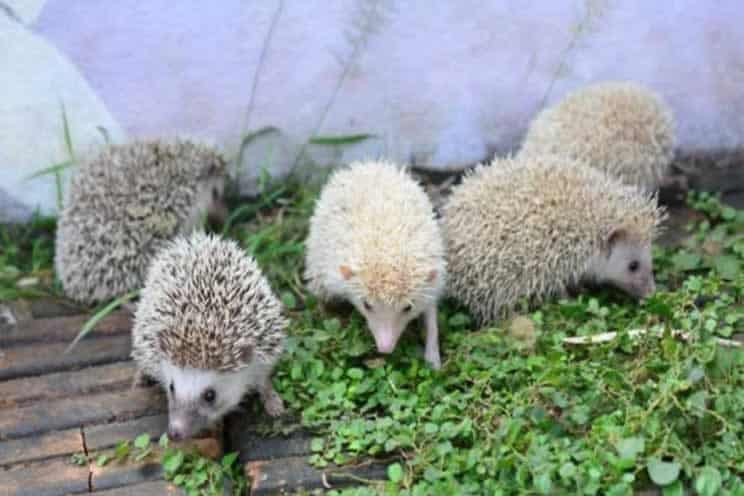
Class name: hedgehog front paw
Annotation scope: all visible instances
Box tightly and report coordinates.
[130,369,154,390]
[261,387,285,417]
[425,350,442,370]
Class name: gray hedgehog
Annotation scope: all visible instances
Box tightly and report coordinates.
[304,160,447,369]
[520,81,676,191]
[442,154,666,324]
[55,140,227,304]
[132,232,287,441]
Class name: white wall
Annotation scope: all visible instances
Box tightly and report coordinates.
[1,0,742,221]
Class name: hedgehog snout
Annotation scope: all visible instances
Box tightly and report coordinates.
[167,408,209,441]
[640,277,656,299]
[373,330,398,354]
[646,278,656,296]
[167,418,187,442]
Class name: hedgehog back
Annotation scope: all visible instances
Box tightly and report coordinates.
[442,155,660,323]
[520,81,675,191]
[132,232,286,377]
[55,141,225,304]
[304,161,446,305]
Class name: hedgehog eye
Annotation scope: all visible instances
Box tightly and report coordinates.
[202,388,216,405]
[169,382,174,394]
[402,304,413,313]
[362,300,373,311]
[628,260,640,273]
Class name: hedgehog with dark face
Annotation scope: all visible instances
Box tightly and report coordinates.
[442,154,666,325]
[55,139,227,305]
[132,232,287,441]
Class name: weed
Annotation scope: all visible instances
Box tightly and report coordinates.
[0,213,59,300]
[86,433,246,496]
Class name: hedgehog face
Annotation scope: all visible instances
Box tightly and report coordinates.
[594,231,656,299]
[353,297,422,354]
[339,264,437,354]
[161,360,250,441]
[195,176,228,226]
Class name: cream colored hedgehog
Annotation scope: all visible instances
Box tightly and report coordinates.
[442,154,666,324]
[520,81,675,191]
[132,232,287,441]
[304,161,447,369]
[55,140,227,304]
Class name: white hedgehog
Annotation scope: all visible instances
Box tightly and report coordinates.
[520,81,676,191]
[132,232,287,441]
[55,140,227,304]
[442,154,666,324]
[304,161,447,369]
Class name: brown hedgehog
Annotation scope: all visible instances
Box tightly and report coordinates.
[54,140,227,304]
[132,232,287,441]
[442,154,666,324]
[520,81,676,191]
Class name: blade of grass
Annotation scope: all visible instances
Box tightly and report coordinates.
[97,125,111,144]
[308,133,377,146]
[65,289,140,353]
[221,204,261,236]
[24,160,74,181]
[259,186,286,207]
[54,171,63,210]
[0,287,51,300]
[235,126,280,176]
[61,102,75,160]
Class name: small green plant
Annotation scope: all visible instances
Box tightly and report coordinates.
[159,435,246,496]
[85,433,247,496]
[0,213,59,300]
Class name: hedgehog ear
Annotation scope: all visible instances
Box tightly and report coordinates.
[339,265,354,280]
[427,269,437,283]
[238,344,254,364]
[606,228,628,255]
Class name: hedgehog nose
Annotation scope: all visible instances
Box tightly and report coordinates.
[646,279,656,297]
[640,277,656,299]
[167,427,184,442]
[377,342,395,354]
[374,333,397,354]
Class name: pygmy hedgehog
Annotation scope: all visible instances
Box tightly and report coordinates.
[304,160,447,369]
[520,81,676,191]
[132,232,287,441]
[442,154,666,324]
[55,139,227,304]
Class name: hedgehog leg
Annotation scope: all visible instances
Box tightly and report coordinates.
[131,369,146,390]
[131,369,157,390]
[122,301,139,315]
[259,377,285,417]
[423,306,442,370]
